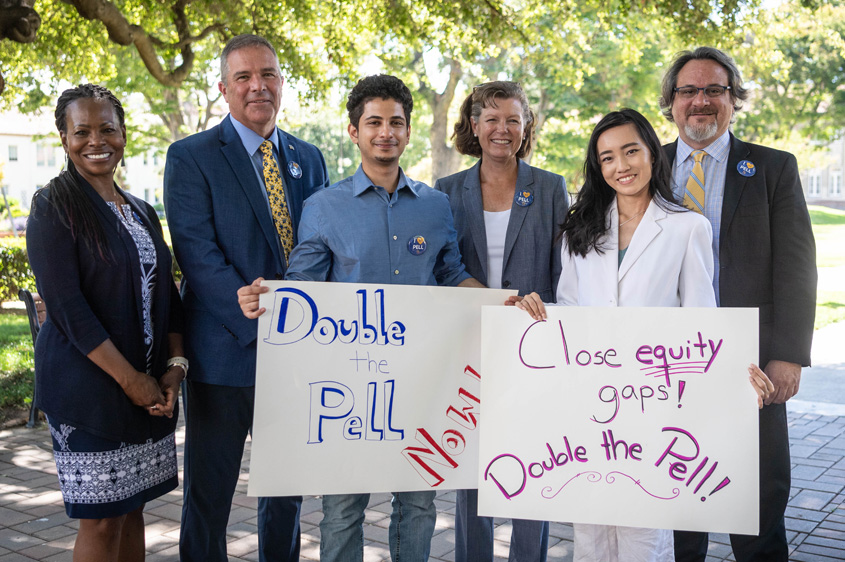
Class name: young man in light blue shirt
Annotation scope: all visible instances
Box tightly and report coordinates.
[238,74,482,562]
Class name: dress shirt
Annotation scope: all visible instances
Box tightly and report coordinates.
[671,130,730,304]
[229,116,288,257]
[286,165,470,287]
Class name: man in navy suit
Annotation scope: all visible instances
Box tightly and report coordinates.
[660,46,816,562]
[164,34,330,562]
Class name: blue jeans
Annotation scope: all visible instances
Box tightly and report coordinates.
[455,489,549,562]
[321,491,437,562]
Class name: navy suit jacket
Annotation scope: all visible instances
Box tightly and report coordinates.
[434,160,569,301]
[164,115,330,386]
[27,174,182,442]
[665,135,816,368]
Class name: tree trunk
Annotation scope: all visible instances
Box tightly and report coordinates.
[428,58,463,183]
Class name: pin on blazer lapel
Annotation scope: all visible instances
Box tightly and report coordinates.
[721,134,751,238]
[218,117,284,268]
[277,131,302,247]
[502,160,533,272]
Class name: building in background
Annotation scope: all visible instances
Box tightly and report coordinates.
[802,135,844,210]
[0,110,165,216]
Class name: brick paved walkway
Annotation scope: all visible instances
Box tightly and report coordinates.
[0,404,843,561]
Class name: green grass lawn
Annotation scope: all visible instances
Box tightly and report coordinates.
[810,205,845,330]
[0,311,35,421]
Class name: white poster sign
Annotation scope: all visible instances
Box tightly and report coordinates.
[248,281,515,497]
[478,306,760,535]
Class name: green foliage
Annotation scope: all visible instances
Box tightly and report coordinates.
[0,312,35,414]
[733,0,845,146]
[0,239,35,302]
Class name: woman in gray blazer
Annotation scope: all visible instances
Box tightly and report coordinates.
[434,81,569,562]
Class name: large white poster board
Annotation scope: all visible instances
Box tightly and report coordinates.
[478,307,759,535]
[249,281,515,497]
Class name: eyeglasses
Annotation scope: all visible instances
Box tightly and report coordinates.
[673,85,731,99]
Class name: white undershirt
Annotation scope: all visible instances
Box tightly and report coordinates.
[484,209,511,290]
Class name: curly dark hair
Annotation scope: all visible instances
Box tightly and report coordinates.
[453,81,535,159]
[346,75,413,129]
[562,108,684,258]
[38,84,126,261]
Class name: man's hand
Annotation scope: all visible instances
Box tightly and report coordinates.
[237,277,269,319]
[764,360,802,405]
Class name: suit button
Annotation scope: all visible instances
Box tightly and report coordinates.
[275,273,284,280]
[502,280,511,288]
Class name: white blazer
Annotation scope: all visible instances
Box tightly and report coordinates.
[556,197,716,308]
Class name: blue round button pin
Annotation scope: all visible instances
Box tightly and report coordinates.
[737,160,756,177]
[515,190,534,207]
[408,235,427,255]
[288,161,303,179]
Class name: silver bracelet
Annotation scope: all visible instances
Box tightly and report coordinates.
[167,356,189,380]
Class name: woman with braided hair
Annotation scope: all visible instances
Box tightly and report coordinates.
[26,84,185,561]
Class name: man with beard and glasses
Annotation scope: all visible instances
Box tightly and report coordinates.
[237,74,483,562]
[660,46,817,562]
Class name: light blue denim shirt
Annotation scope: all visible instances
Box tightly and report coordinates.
[286,165,471,287]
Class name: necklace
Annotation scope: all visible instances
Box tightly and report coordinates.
[619,210,645,227]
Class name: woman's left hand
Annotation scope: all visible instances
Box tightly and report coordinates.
[149,366,184,418]
[512,292,547,321]
[749,363,775,409]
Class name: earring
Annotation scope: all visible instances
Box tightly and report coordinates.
[121,156,126,167]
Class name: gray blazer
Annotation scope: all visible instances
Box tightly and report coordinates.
[434,159,569,301]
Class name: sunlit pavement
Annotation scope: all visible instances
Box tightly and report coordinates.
[1,323,844,561]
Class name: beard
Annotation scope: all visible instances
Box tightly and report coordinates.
[683,119,719,144]
[372,154,399,164]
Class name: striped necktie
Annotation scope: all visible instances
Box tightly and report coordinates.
[684,149,707,214]
[259,140,294,261]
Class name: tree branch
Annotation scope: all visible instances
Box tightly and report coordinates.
[62,0,196,87]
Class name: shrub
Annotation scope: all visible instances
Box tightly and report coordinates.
[0,239,35,302]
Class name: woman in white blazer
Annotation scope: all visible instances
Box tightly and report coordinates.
[518,109,773,562]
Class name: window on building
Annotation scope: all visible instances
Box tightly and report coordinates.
[8,145,18,161]
[36,143,56,167]
[808,173,821,196]
[832,172,842,197]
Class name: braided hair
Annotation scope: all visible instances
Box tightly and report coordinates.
[36,84,125,261]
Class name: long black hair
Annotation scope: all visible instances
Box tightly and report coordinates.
[561,108,683,258]
[34,84,125,261]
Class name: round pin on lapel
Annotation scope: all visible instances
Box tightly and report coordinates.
[737,160,756,177]
[408,235,427,255]
[514,190,534,207]
[288,161,303,179]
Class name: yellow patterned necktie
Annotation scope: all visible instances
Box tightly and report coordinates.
[259,140,294,261]
[683,149,707,214]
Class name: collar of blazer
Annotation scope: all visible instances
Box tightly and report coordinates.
[76,171,151,334]
[664,133,751,239]
[461,158,537,283]
[217,115,285,268]
[607,197,668,281]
